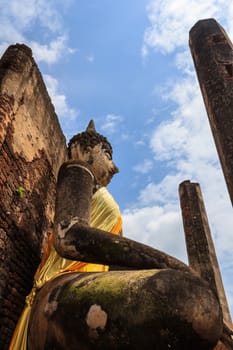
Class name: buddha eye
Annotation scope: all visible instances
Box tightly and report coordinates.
[104,149,112,160]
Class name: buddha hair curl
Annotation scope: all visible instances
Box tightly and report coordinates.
[68,120,112,159]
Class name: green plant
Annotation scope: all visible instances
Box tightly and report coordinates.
[16,186,25,198]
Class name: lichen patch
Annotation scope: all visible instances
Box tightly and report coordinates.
[86,304,107,330]
[44,300,58,317]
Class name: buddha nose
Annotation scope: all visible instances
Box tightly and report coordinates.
[112,162,119,175]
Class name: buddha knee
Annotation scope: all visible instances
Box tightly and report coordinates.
[39,269,222,349]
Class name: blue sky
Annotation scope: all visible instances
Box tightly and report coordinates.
[1,0,233,318]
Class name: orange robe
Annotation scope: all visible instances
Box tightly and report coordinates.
[9,187,122,350]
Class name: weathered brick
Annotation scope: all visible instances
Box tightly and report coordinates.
[190,19,233,205]
[0,44,67,349]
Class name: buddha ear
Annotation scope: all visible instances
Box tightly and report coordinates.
[86,119,97,133]
[86,145,92,154]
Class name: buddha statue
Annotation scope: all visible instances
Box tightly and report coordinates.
[10,121,223,350]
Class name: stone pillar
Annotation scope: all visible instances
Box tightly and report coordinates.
[189,18,233,205]
[179,180,232,327]
[0,44,67,349]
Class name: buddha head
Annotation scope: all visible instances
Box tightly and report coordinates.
[68,120,119,186]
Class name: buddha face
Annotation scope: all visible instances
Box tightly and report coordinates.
[70,142,119,186]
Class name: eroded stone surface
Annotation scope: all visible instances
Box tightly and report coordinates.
[0,44,67,349]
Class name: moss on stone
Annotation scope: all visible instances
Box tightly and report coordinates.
[59,270,167,324]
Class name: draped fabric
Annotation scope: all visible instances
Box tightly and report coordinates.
[9,187,122,350]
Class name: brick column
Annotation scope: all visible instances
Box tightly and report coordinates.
[179,180,231,326]
[189,18,233,205]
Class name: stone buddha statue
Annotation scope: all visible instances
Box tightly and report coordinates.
[10,121,223,350]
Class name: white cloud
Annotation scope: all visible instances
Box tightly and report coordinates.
[0,18,25,44]
[101,114,123,134]
[126,73,233,271]
[44,74,78,122]
[150,78,218,165]
[123,205,187,262]
[0,42,16,58]
[142,0,233,71]
[0,0,74,64]
[141,44,148,59]
[30,36,68,64]
[150,118,189,162]
[175,49,195,76]
[139,174,184,206]
[143,0,222,55]
[133,159,153,174]
[0,0,63,33]
[224,3,233,40]
[124,48,233,315]
[87,54,94,63]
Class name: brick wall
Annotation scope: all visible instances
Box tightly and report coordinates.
[0,44,67,349]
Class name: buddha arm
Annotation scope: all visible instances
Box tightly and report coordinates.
[53,162,192,273]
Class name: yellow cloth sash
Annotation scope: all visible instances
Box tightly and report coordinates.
[9,187,122,350]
